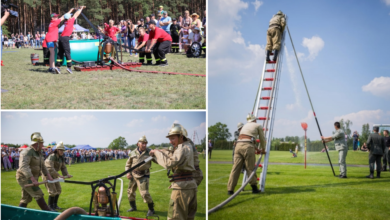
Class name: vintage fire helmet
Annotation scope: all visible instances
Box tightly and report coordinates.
[138,135,148,143]
[31,132,44,145]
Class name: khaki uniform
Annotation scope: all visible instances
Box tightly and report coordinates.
[42,154,68,197]
[227,121,266,191]
[154,142,197,220]
[266,14,286,51]
[188,140,203,186]
[16,146,49,204]
[126,148,154,204]
[332,129,347,176]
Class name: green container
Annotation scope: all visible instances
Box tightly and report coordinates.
[55,39,101,66]
[1,204,121,220]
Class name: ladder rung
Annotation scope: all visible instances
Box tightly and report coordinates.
[264,78,274,81]
[259,106,269,110]
[261,97,270,100]
[267,61,276,64]
[258,117,268,120]
[266,69,275,72]
[263,128,269,131]
[262,87,272,90]
[270,53,274,55]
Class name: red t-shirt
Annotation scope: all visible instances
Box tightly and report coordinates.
[45,19,62,42]
[42,39,47,48]
[138,33,149,43]
[104,23,119,42]
[149,27,172,43]
[61,18,75,37]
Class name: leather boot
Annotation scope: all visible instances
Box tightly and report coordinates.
[37,197,56,212]
[273,50,279,62]
[48,196,56,210]
[227,191,234,195]
[147,202,155,216]
[377,171,381,178]
[251,185,260,194]
[54,194,62,210]
[18,202,27,208]
[127,201,137,212]
[266,50,271,62]
[366,173,374,179]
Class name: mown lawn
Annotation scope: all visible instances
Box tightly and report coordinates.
[1,48,205,109]
[1,156,206,220]
[209,149,371,165]
[208,150,389,220]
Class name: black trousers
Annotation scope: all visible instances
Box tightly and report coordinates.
[209,149,212,159]
[57,36,72,68]
[383,148,390,169]
[369,154,382,174]
[138,47,152,64]
[153,41,171,64]
[171,35,179,53]
[43,47,50,65]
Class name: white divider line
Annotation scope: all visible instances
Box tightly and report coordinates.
[208,175,230,183]
[151,169,166,174]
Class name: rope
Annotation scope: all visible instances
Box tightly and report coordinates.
[286,26,335,176]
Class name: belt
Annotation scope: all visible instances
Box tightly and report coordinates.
[238,134,252,139]
[132,169,149,176]
[269,24,281,29]
[169,172,193,182]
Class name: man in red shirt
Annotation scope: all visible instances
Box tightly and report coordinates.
[145,20,172,66]
[99,20,120,42]
[134,27,152,65]
[56,6,86,74]
[45,8,74,74]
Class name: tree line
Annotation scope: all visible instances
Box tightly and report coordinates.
[2,0,206,36]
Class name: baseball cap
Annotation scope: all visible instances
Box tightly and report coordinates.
[159,5,163,8]
[172,18,177,21]
[140,18,144,22]
[51,13,59,18]
[64,13,72,19]
[163,11,167,15]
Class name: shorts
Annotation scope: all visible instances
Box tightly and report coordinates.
[47,42,55,48]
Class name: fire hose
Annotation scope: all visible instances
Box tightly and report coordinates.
[109,57,206,77]
[208,152,264,214]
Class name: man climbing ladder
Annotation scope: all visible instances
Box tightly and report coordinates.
[266,10,286,62]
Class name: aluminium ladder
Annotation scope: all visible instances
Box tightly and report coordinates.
[241,15,288,192]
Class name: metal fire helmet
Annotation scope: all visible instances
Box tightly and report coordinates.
[56,141,65,151]
[237,122,244,130]
[246,114,256,122]
[277,10,284,15]
[31,132,44,145]
[166,123,186,138]
[138,135,148,144]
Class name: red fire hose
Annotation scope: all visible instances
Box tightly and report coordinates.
[109,57,206,77]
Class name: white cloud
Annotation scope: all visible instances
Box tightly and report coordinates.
[333,109,389,133]
[301,36,324,61]
[362,76,390,98]
[17,113,28,118]
[382,0,390,6]
[151,115,167,122]
[284,46,301,110]
[41,115,97,127]
[273,111,315,138]
[126,119,144,127]
[252,0,263,12]
[3,113,14,119]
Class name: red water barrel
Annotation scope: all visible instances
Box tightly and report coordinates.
[31,54,39,65]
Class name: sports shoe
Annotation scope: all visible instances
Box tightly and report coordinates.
[66,68,73,74]
[48,68,55,73]
[159,63,169,67]
[54,67,61,74]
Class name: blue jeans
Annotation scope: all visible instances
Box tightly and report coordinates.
[128,37,136,55]
[353,141,358,150]
[35,40,40,47]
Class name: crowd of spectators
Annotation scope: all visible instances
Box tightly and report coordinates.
[1,31,47,49]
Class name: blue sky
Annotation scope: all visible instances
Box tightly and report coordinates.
[209,0,390,140]
[1,111,205,147]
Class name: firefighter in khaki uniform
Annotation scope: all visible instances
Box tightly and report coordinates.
[182,128,203,186]
[43,141,72,211]
[126,136,156,216]
[227,114,266,195]
[16,132,55,211]
[150,124,197,220]
[265,10,286,62]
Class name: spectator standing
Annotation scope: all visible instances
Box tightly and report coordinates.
[366,126,386,179]
[35,31,40,48]
[208,139,213,159]
[150,14,158,24]
[170,18,180,53]
[189,13,202,42]
[120,21,128,52]
[352,131,359,151]
[202,10,206,39]
[159,12,172,34]
[156,14,162,28]
[178,15,183,26]
[145,17,150,25]
[157,5,165,15]
[11,149,18,169]
[2,149,12,171]
[382,130,390,171]
[127,20,137,57]
[41,31,46,48]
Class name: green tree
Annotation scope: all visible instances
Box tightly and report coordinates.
[208,122,232,141]
[361,123,370,144]
[108,136,128,150]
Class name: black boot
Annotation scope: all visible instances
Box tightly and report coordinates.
[37,197,57,212]
[251,185,260,194]
[147,202,155,216]
[153,61,161,66]
[273,50,279,62]
[366,173,374,179]
[383,165,387,171]
[127,201,137,212]
[18,202,27,208]
[54,194,62,210]
[227,191,234,195]
[266,50,271,62]
[377,172,381,178]
[48,196,55,210]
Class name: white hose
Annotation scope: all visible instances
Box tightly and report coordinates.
[117,177,123,209]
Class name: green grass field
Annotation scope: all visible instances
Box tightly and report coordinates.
[208,150,390,220]
[1,156,206,220]
[1,48,205,109]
